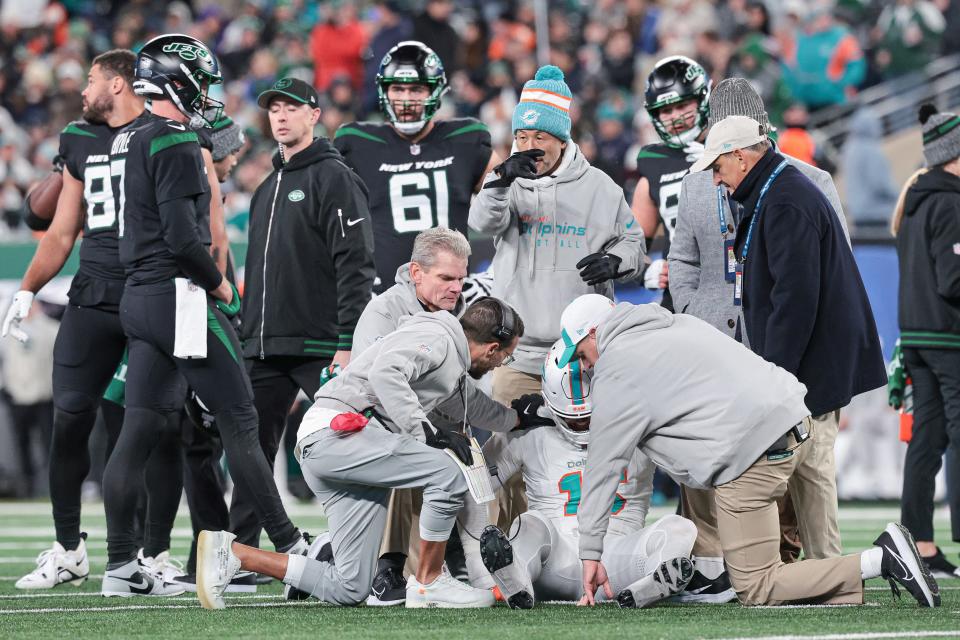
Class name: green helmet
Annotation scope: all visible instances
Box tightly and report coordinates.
[376,41,447,135]
[644,55,711,148]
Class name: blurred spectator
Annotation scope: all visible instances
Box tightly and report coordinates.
[413,0,459,76]
[782,4,866,109]
[603,29,636,90]
[873,0,945,80]
[778,103,831,171]
[310,1,367,93]
[842,108,900,232]
[727,36,792,126]
[0,305,57,497]
[363,2,413,114]
[594,100,634,185]
[657,0,718,56]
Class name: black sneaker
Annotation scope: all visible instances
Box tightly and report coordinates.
[669,569,737,604]
[479,525,534,610]
[618,556,694,609]
[365,565,406,606]
[873,522,940,607]
[173,570,258,593]
[284,532,333,601]
[922,548,960,580]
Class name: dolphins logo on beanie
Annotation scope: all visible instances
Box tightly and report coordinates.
[512,65,573,141]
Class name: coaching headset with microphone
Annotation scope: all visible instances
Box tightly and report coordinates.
[490,297,516,343]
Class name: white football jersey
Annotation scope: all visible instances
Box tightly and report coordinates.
[484,424,654,536]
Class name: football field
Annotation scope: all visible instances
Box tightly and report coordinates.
[0,501,957,639]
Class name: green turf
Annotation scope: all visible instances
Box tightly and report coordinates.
[0,502,957,639]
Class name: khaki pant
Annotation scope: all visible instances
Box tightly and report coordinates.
[680,486,723,557]
[379,488,423,572]
[714,419,863,605]
[490,366,541,528]
[788,410,842,559]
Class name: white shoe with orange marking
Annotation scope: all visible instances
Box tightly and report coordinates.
[404,566,495,608]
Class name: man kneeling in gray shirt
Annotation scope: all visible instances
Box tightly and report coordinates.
[558,295,939,609]
[195,299,553,610]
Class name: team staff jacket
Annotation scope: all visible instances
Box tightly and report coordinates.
[897,167,960,347]
[240,137,376,360]
[731,149,887,416]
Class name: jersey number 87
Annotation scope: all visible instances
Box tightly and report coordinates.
[84,160,127,235]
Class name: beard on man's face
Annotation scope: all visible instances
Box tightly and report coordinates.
[83,93,114,124]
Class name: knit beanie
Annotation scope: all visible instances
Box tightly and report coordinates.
[709,77,771,133]
[919,104,960,167]
[210,117,245,162]
[512,65,573,141]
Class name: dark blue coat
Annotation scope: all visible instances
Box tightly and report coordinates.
[732,149,887,415]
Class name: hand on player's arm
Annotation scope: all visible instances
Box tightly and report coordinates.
[578,559,613,606]
[201,149,229,276]
[511,394,555,429]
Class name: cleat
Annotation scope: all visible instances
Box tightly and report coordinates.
[16,535,89,590]
[405,566,495,609]
[670,569,737,604]
[922,548,960,580]
[285,531,333,601]
[196,530,242,610]
[138,549,186,583]
[101,558,186,597]
[366,565,406,606]
[874,522,940,607]
[479,525,534,609]
[618,556,694,609]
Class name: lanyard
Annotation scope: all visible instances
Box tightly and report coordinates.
[739,159,788,263]
[715,186,728,237]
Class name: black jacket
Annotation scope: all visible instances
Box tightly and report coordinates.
[241,138,375,359]
[732,149,887,416]
[897,168,960,348]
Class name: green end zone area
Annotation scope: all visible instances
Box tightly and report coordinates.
[0,503,957,639]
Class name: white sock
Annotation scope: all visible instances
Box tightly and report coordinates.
[860,547,883,580]
[283,553,307,586]
[693,556,725,580]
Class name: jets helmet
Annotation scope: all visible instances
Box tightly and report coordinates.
[541,339,593,448]
[134,33,224,128]
[376,41,448,135]
[644,55,711,148]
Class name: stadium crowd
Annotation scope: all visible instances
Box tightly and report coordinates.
[1,0,959,239]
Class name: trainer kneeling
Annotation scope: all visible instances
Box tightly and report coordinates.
[196,298,552,609]
[560,295,940,608]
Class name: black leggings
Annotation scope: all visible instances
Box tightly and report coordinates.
[103,285,299,564]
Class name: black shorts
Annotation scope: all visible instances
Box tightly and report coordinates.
[52,304,127,413]
[120,284,252,413]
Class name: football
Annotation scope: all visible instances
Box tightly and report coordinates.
[24,170,63,229]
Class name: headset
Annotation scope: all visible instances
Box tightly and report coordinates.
[490,297,516,343]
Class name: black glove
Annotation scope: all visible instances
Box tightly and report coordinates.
[511,394,555,429]
[422,421,474,466]
[184,391,218,436]
[483,149,544,189]
[576,252,632,286]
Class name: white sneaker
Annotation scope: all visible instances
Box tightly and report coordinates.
[405,567,495,609]
[16,538,89,589]
[618,556,694,608]
[101,558,186,597]
[138,549,186,583]
[197,530,242,610]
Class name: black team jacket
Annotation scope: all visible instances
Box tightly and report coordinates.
[241,137,375,360]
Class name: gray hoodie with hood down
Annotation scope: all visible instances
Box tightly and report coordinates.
[314,310,517,437]
[578,303,810,561]
[469,143,646,374]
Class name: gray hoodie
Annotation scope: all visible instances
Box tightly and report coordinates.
[314,311,516,437]
[352,263,466,356]
[468,143,646,374]
[578,303,810,561]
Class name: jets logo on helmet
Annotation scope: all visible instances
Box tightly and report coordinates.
[644,55,711,149]
[135,33,224,129]
[376,41,448,136]
[541,339,593,448]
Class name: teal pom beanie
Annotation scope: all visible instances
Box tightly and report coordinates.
[512,65,573,141]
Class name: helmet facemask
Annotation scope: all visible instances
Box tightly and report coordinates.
[166,65,223,129]
[378,78,445,135]
[542,340,593,449]
[648,96,709,148]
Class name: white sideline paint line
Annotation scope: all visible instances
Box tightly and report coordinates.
[747,603,880,609]
[0,592,282,600]
[0,575,104,581]
[0,601,315,615]
[714,632,960,640]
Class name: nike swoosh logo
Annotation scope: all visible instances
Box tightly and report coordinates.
[118,572,155,594]
[167,123,186,131]
[347,218,365,226]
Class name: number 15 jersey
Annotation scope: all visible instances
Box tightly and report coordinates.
[334,118,492,292]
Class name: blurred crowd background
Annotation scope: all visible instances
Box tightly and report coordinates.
[1,0,959,242]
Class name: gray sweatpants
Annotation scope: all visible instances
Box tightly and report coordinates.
[284,425,468,605]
